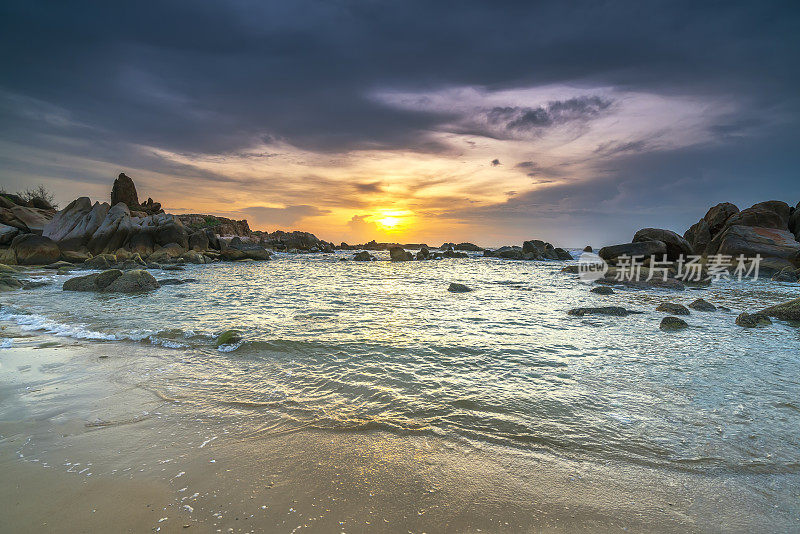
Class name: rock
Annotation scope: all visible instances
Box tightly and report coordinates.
[102,269,160,292]
[181,250,206,264]
[353,251,375,261]
[710,225,800,260]
[0,264,18,273]
[789,201,800,240]
[86,203,132,254]
[111,173,140,209]
[561,265,580,274]
[162,265,185,271]
[149,244,185,263]
[486,246,527,260]
[44,260,74,270]
[724,201,791,230]
[8,206,53,234]
[9,234,61,265]
[60,250,90,263]
[591,286,614,295]
[129,232,155,256]
[660,316,688,330]
[656,302,690,315]
[598,241,667,263]
[771,267,798,283]
[453,242,482,251]
[64,269,122,291]
[215,329,242,346]
[0,274,23,292]
[633,228,693,261]
[0,223,20,245]
[688,298,716,311]
[416,247,432,260]
[22,279,51,289]
[567,306,642,317]
[188,231,209,251]
[442,249,468,258]
[154,220,189,249]
[389,246,413,261]
[684,202,739,254]
[221,239,270,261]
[83,253,117,270]
[735,312,772,327]
[759,297,800,321]
[583,246,593,252]
[554,248,573,260]
[447,283,472,293]
[205,228,221,250]
[158,278,188,285]
[596,276,686,291]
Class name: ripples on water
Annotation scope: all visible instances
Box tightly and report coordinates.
[2,251,800,474]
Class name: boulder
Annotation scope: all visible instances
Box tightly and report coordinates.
[129,232,155,256]
[416,247,432,260]
[447,283,472,293]
[188,231,209,251]
[689,298,716,311]
[724,201,791,231]
[389,246,413,261]
[154,220,189,249]
[567,306,642,317]
[9,234,61,265]
[453,242,482,251]
[598,241,667,263]
[64,269,123,291]
[771,267,798,283]
[205,228,221,250]
[111,173,139,208]
[633,228,693,261]
[660,316,688,330]
[0,223,20,245]
[583,246,593,252]
[735,312,772,327]
[353,251,375,261]
[656,302,690,315]
[789,201,800,240]
[86,203,131,254]
[46,199,110,251]
[442,249,469,258]
[710,225,800,261]
[684,202,739,254]
[149,243,185,263]
[9,206,53,234]
[759,297,800,321]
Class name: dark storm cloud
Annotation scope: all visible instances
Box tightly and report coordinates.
[488,96,613,131]
[0,0,799,241]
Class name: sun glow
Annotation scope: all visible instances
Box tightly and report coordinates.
[377,216,400,228]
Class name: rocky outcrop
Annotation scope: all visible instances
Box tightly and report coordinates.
[711,225,800,262]
[221,237,270,261]
[633,228,693,261]
[353,251,376,261]
[598,241,667,263]
[179,214,251,237]
[111,173,139,209]
[9,234,61,265]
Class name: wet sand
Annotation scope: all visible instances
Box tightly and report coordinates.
[0,328,795,533]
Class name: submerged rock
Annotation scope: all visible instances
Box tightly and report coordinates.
[447,283,472,293]
[590,286,614,295]
[688,298,717,312]
[567,306,642,317]
[215,329,242,346]
[759,297,800,321]
[660,316,689,330]
[656,302,690,315]
[0,274,23,292]
[735,312,772,327]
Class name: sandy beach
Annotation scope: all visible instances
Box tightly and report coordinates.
[1,323,796,533]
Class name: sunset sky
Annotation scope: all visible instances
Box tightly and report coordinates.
[1,1,798,246]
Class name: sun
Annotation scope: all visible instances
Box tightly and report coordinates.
[377,216,400,228]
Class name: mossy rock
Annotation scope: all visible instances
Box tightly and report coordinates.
[215,329,243,346]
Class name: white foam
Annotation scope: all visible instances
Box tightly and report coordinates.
[0,310,117,341]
